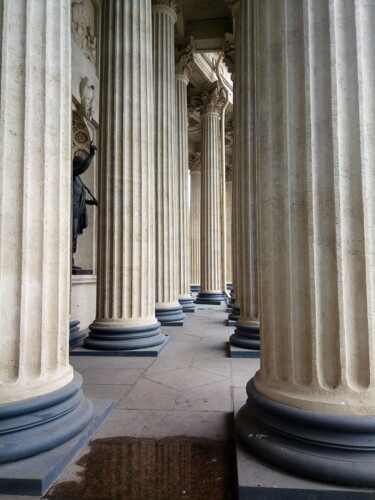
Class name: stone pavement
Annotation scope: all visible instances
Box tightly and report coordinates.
[0,304,259,499]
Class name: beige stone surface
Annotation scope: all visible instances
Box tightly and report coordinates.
[189,156,201,288]
[0,0,73,403]
[255,0,375,414]
[153,1,181,310]
[92,0,157,330]
[71,278,96,329]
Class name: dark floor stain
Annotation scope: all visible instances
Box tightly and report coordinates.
[43,436,237,500]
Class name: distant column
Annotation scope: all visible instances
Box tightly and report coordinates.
[237,0,375,486]
[152,0,186,325]
[225,165,233,287]
[175,43,196,312]
[229,0,260,350]
[0,0,93,463]
[195,83,227,305]
[85,0,167,350]
[189,153,201,293]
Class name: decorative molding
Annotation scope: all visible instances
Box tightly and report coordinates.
[72,111,91,159]
[71,1,97,67]
[152,0,178,10]
[79,77,95,121]
[189,152,201,172]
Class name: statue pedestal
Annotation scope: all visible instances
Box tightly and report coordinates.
[72,269,93,275]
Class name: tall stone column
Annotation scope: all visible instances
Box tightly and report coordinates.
[189,153,201,292]
[84,0,166,350]
[225,165,233,287]
[229,0,259,350]
[153,0,186,325]
[0,0,93,463]
[237,0,375,486]
[175,44,195,313]
[195,83,227,305]
[224,4,240,324]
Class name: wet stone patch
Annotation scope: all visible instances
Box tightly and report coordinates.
[43,436,237,500]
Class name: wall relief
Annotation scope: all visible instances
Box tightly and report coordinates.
[71,0,97,68]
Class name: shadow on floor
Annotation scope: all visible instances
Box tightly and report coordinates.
[43,436,238,500]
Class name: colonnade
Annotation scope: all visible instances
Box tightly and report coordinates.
[1,0,375,490]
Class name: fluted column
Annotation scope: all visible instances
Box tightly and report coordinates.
[175,45,195,313]
[237,0,375,486]
[84,0,166,350]
[0,0,93,463]
[195,83,227,305]
[153,0,186,325]
[225,1,241,324]
[229,0,259,350]
[189,153,201,293]
[225,167,233,287]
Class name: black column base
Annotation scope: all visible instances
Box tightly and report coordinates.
[236,379,375,487]
[230,323,260,350]
[84,322,167,350]
[227,305,240,326]
[190,284,200,293]
[195,291,228,305]
[0,373,93,464]
[69,320,85,350]
[179,297,196,313]
[155,306,186,326]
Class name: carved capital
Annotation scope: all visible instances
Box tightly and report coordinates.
[199,82,225,115]
[223,33,235,77]
[175,42,194,78]
[189,152,201,172]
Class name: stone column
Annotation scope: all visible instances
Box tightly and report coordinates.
[195,83,227,305]
[152,0,186,325]
[0,0,93,463]
[225,165,233,287]
[84,0,166,350]
[189,153,201,292]
[237,0,375,486]
[224,3,240,324]
[175,44,195,312]
[229,0,259,350]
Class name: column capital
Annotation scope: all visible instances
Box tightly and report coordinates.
[223,33,235,78]
[189,152,201,172]
[175,41,194,79]
[225,164,233,182]
[188,82,226,115]
[152,0,178,21]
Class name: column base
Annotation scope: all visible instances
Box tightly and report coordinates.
[195,291,228,305]
[190,284,200,293]
[155,306,186,326]
[230,323,260,350]
[179,296,196,313]
[0,373,93,465]
[236,379,375,488]
[69,320,85,350]
[84,322,166,350]
[227,305,240,326]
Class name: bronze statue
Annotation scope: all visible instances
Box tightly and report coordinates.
[72,142,98,268]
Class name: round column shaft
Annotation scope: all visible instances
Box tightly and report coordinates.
[84,0,166,350]
[175,46,195,313]
[237,0,375,486]
[189,153,201,293]
[0,0,92,463]
[225,173,233,288]
[230,0,259,350]
[195,83,227,305]
[152,0,186,325]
